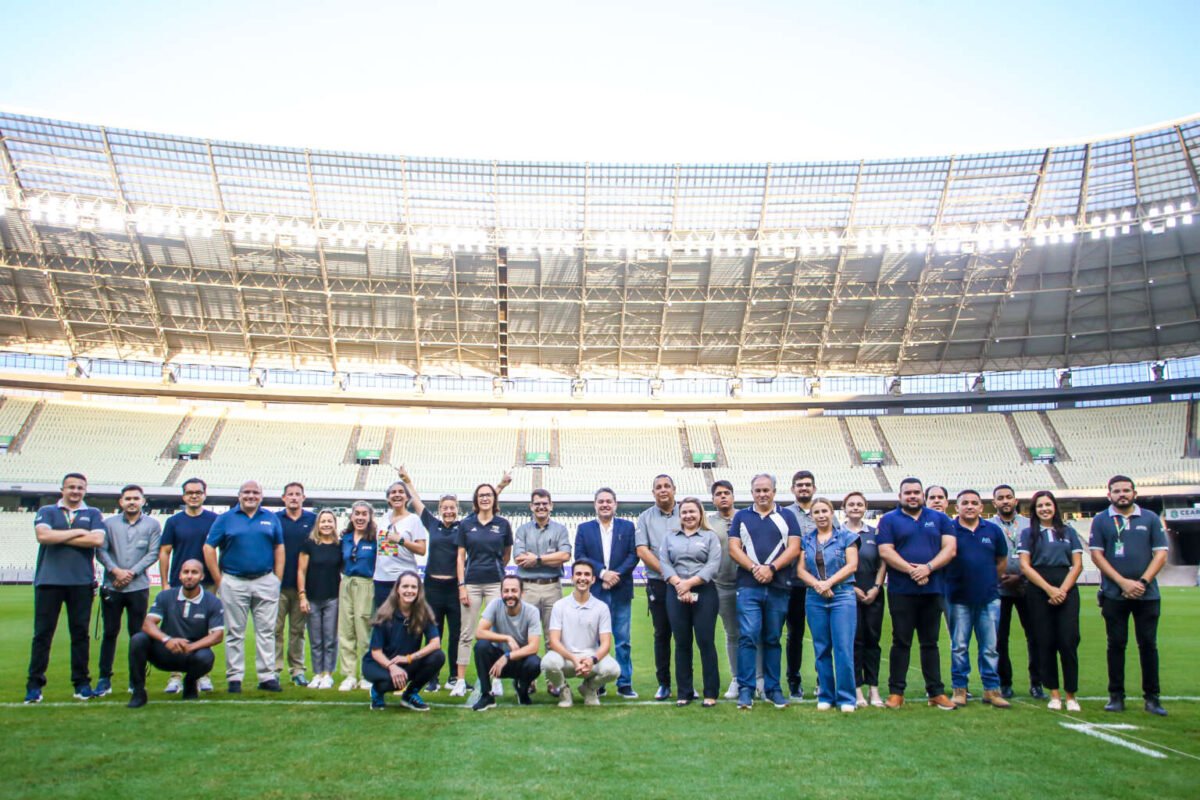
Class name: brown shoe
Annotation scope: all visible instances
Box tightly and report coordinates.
[928,694,957,710]
[983,689,1011,708]
[884,693,905,709]
[952,688,968,706]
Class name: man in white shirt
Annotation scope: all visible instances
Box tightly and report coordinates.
[542,560,621,707]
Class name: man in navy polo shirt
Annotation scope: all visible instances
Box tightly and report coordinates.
[728,473,802,710]
[24,472,107,704]
[158,477,219,694]
[877,477,957,710]
[276,481,316,687]
[127,559,225,708]
[1089,475,1170,716]
[946,489,1009,709]
[203,479,285,693]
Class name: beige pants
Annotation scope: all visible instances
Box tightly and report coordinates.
[274,587,307,677]
[458,582,502,666]
[541,651,621,689]
[522,580,564,647]
[337,576,374,679]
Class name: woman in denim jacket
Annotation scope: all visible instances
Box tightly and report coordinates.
[796,497,860,712]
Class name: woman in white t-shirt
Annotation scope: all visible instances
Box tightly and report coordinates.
[373,482,429,608]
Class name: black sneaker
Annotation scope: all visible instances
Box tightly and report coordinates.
[616,685,639,699]
[181,681,199,700]
[1029,684,1046,700]
[1000,685,1014,699]
[516,689,532,706]
[127,690,148,709]
[1105,695,1125,712]
[654,685,671,701]
[472,694,497,712]
[597,686,607,697]
[788,680,803,701]
[1144,697,1167,716]
[228,681,242,694]
[257,679,283,692]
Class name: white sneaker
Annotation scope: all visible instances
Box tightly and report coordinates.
[338,676,358,692]
[492,678,504,697]
[724,679,739,700]
[358,678,371,691]
[816,701,833,711]
[581,683,600,706]
[1047,697,1062,710]
[558,685,574,708]
[311,674,326,689]
[840,704,857,713]
[164,676,182,694]
[1066,699,1081,712]
[449,679,467,698]
[197,676,214,693]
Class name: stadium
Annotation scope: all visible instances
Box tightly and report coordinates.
[3,20,1200,797]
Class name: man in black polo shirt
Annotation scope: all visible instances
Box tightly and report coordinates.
[276,482,316,687]
[24,472,107,704]
[1089,475,1170,716]
[128,559,225,707]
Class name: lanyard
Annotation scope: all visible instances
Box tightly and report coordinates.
[1114,515,1128,543]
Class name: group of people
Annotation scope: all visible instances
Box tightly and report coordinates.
[24,467,1171,716]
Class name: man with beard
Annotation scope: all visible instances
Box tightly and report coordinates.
[471,575,543,710]
[1089,475,1169,716]
[991,484,1042,700]
[635,474,680,701]
[782,470,818,700]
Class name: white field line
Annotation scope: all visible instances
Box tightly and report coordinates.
[1060,723,1167,759]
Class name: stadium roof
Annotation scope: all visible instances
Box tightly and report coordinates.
[1,112,1199,379]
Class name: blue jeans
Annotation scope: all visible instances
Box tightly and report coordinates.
[736,584,789,693]
[597,592,633,688]
[807,589,857,707]
[950,599,1001,691]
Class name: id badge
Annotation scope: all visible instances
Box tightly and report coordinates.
[1114,541,1125,557]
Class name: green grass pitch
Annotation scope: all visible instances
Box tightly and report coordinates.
[1,585,1198,798]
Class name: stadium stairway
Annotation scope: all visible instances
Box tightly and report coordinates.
[8,399,45,454]
[709,421,730,468]
[837,418,863,466]
[549,420,561,467]
[677,422,692,469]
[1046,462,1069,490]
[1159,564,1199,587]
[160,412,194,459]
[1187,400,1199,458]
[1003,413,1034,464]
[869,416,899,465]
[343,424,362,464]
[198,413,227,460]
[1038,410,1073,461]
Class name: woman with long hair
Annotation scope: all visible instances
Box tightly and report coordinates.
[453,482,514,698]
[363,571,445,711]
[373,481,428,609]
[336,501,378,692]
[298,509,342,689]
[1018,490,1084,711]
[658,497,723,707]
[843,491,885,708]
[796,497,860,712]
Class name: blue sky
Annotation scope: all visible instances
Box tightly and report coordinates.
[1,0,1197,162]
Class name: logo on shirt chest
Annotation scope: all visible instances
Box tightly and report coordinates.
[259,520,273,527]
[923,522,935,528]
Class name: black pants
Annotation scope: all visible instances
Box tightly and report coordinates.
[99,588,150,680]
[27,583,94,690]
[362,650,446,696]
[887,592,944,697]
[1100,596,1160,698]
[473,641,542,697]
[425,577,461,681]
[646,578,672,687]
[1026,568,1080,693]
[128,632,215,692]
[997,593,1040,689]
[373,580,393,610]
[854,590,885,687]
[786,584,807,686]
[665,582,720,700]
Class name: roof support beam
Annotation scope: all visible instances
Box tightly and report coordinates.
[303,149,340,372]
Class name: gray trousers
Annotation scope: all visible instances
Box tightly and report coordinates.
[219,573,281,683]
[306,597,339,674]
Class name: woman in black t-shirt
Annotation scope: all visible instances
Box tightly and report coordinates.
[298,509,343,690]
[454,482,514,698]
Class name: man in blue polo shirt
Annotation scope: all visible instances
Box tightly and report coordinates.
[127,559,225,708]
[728,473,802,710]
[946,489,1009,709]
[877,477,957,710]
[1089,475,1170,716]
[158,477,219,694]
[203,479,285,693]
[276,481,316,687]
[24,472,107,704]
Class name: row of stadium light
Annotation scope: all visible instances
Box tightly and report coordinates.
[1,192,1194,256]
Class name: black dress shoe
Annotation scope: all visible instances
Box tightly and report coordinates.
[1000,685,1014,699]
[227,681,242,694]
[257,679,283,692]
[1029,684,1046,700]
[127,691,148,709]
[1104,695,1125,712]
[1144,697,1167,716]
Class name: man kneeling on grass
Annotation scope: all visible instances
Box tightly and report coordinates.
[542,560,620,707]
[128,560,224,708]
[472,575,543,710]
[364,571,445,712]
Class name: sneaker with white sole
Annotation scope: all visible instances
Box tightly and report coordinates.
[816,701,833,711]
[322,674,335,689]
[338,676,359,692]
[724,679,739,700]
[198,676,214,693]
[840,704,857,713]
[358,679,371,691]
[1047,697,1063,710]
[1065,699,1081,712]
[581,682,601,706]
[448,679,467,698]
[558,685,574,708]
[164,676,183,694]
